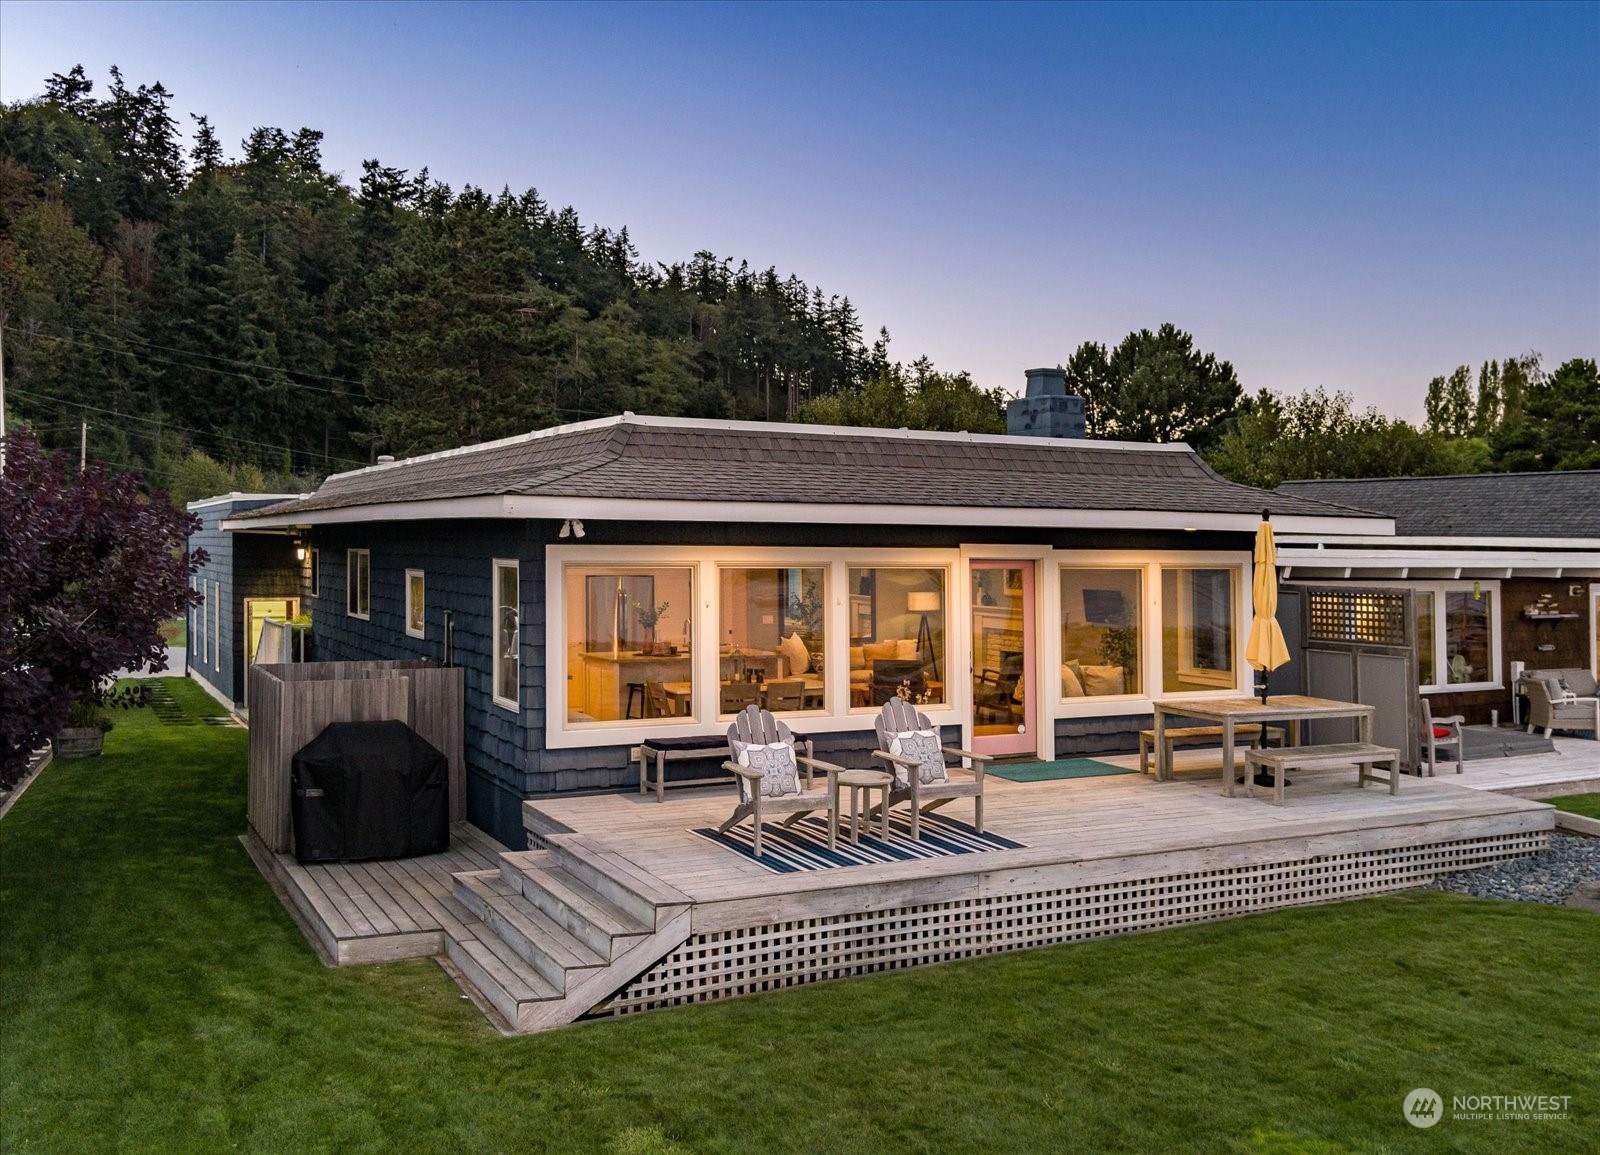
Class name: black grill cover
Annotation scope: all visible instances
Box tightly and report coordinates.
[291,720,449,863]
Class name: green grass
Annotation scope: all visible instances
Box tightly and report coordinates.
[3,678,1597,1154]
[158,617,187,648]
[1551,792,1600,820]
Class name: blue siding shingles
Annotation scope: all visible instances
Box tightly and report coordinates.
[187,497,298,705]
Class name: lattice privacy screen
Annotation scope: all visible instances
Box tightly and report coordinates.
[1307,589,1408,646]
[592,830,1544,1019]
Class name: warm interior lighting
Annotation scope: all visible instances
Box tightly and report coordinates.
[907,591,941,612]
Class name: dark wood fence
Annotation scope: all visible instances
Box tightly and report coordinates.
[247,660,466,853]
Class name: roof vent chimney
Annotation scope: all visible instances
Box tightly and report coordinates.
[1006,367,1085,439]
[376,454,396,464]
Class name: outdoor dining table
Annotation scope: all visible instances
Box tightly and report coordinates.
[1150,695,1376,796]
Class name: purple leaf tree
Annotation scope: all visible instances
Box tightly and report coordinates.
[1,430,206,785]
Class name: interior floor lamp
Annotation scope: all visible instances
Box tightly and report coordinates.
[908,591,942,681]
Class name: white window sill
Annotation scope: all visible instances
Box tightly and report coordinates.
[1421,682,1502,695]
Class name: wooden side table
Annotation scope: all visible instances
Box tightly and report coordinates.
[836,769,892,845]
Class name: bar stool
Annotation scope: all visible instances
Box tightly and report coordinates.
[625,682,645,719]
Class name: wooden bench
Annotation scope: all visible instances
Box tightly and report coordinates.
[635,734,813,803]
[1243,742,1401,805]
[1138,724,1287,775]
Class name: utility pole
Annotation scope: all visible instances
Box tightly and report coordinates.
[80,420,88,471]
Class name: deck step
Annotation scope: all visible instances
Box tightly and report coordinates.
[547,835,692,925]
[499,855,651,957]
[452,872,608,990]
[445,927,561,1030]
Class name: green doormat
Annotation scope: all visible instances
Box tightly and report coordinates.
[987,758,1134,782]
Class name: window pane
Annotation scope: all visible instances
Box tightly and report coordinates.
[1415,591,1435,685]
[563,566,694,723]
[1444,590,1491,684]
[847,567,946,707]
[1161,568,1236,692]
[1061,568,1141,696]
[718,568,826,715]
[407,572,425,635]
[495,563,519,705]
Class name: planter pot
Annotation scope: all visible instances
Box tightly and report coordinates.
[53,728,105,759]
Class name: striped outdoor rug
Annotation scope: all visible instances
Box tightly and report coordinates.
[692,811,1025,875]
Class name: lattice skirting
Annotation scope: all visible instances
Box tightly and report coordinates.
[590,829,1546,1019]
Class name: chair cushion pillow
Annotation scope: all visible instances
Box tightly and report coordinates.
[1566,670,1597,697]
[888,728,946,787]
[1061,664,1085,697]
[863,640,898,662]
[779,632,810,679]
[1433,726,1454,739]
[737,742,800,799]
[1081,664,1124,696]
[895,638,920,661]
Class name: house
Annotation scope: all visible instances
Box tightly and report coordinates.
[1273,472,1600,736]
[206,406,1386,848]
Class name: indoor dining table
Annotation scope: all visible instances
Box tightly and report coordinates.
[1150,695,1376,796]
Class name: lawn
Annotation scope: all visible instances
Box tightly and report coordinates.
[2,679,1596,1154]
[159,617,187,648]
[1552,792,1600,820]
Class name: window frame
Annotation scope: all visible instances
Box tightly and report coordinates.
[210,579,221,665]
[346,549,370,620]
[1415,581,1501,694]
[491,558,520,712]
[717,564,830,720]
[1057,563,1146,700]
[308,548,320,598]
[405,569,426,639]
[1170,566,1238,689]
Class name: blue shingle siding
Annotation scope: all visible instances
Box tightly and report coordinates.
[307,520,548,847]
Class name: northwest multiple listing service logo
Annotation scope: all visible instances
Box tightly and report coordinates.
[1404,1087,1573,1128]
[1404,1088,1443,1129]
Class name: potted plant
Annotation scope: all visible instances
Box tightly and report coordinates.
[635,601,671,655]
[53,701,115,759]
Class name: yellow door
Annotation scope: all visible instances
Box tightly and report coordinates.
[245,598,297,662]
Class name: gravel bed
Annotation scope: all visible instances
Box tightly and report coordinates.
[1427,832,1600,905]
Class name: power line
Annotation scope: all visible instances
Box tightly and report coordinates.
[8,388,367,468]
[31,329,358,399]
[57,324,372,388]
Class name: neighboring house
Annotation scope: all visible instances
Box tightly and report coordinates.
[206,412,1385,848]
[1275,472,1600,731]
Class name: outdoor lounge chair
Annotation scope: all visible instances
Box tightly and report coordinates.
[719,704,842,856]
[974,651,1024,726]
[871,697,989,839]
[1417,698,1464,775]
[1521,669,1600,738]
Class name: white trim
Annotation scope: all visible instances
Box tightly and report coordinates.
[1281,533,1600,550]
[210,579,220,667]
[225,492,1390,537]
[1589,584,1599,680]
[404,569,426,639]
[346,549,370,620]
[308,548,320,598]
[186,491,300,511]
[491,558,520,713]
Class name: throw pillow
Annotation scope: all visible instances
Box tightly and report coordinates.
[779,632,810,679]
[849,646,866,670]
[888,728,946,788]
[1061,664,1085,697]
[1081,664,1124,696]
[1432,726,1454,739]
[863,640,898,662]
[737,742,800,799]
[894,638,920,661]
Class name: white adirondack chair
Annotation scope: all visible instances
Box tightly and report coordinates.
[719,705,843,856]
[872,698,989,839]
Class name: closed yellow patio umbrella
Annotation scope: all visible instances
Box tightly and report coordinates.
[1245,511,1290,703]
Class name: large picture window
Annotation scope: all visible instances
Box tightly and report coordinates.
[493,560,520,709]
[847,567,946,707]
[346,549,370,620]
[1061,568,1141,697]
[718,567,826,715]
[562,565,694,723]
[1161,567,1237,692]
[1417,585,1495,690]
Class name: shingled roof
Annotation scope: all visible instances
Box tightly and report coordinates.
[231,414,1377,527]
[1278,472,1600,539]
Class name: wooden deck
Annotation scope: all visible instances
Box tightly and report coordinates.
[246,736,1597,1031]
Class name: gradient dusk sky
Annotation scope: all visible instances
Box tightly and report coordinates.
[3,0,1596,420]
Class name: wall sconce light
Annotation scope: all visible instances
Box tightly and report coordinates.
[295,544,307,562]
[559,518,586,539]
[1472,580,1481,600]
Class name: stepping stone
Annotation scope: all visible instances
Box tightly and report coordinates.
[1565,881,1600,914]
